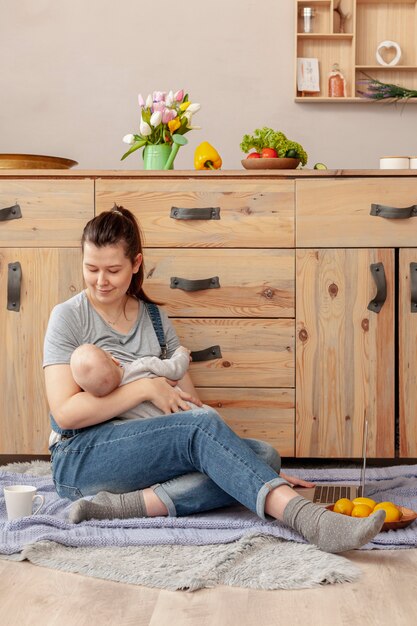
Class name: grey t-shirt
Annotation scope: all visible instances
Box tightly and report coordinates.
[43,291,181,435]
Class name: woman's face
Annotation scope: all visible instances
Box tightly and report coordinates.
[83,241,142,305]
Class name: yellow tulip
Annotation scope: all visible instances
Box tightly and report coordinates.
[168,118,181,133]
[179,101,191,111]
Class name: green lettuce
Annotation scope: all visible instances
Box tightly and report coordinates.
[240,127,308,166]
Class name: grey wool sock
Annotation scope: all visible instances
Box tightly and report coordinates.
[283,495,386,553]
[69,490,147,524]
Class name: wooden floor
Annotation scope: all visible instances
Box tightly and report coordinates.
[1,548,416,625]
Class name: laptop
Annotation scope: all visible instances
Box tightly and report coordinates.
[294,420,368,505]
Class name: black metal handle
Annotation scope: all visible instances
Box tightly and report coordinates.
[0,204,22,222]
[170,207,220,220]
[367,262,387,314]
[190,345,222,362]
[370,204,417,219]
[170,276,220,291]
[7,262,22,312]
[410,263,417,313]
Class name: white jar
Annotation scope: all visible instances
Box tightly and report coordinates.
[380,156,410,169]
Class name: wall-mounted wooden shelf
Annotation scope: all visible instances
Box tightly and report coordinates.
[295,0,417,102]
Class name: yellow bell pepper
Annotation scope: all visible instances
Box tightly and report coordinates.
[194,142,222,170]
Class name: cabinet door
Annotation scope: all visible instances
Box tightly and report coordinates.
[399,249,417,457]
[296,249,395,458]
[0,248,83,454]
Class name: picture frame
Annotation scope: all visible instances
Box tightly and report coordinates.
[297,57,320,94]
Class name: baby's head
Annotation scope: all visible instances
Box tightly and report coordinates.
[70,344,122,397]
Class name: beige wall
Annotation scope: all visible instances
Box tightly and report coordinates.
[2,0,416,170]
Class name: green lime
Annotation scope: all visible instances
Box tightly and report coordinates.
[314,163,327,170]
[286,149,298,158]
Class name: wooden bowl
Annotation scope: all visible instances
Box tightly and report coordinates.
[241,157,301,170]
[326,504,417,532]
[0,154,78,169]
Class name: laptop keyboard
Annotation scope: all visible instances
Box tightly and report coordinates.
[313,485,351,504]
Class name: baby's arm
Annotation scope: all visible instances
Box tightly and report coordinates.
[122,346,191,385]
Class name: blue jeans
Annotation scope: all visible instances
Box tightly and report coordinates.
[50,407,288,519]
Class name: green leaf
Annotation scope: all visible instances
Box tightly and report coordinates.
[121,140,146,161]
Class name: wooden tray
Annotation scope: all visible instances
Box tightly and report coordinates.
[0,154,78,169]
[326,504,417,532]
[241,157,300,170]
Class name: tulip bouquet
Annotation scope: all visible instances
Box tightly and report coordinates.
[121,90,201,161]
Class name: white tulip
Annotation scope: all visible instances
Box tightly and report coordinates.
[150,111,162,127]
[165,90,174,107]
[139,118,152,136]
[146,94,153,109]
[187,103,201,114]
[122,134,135,144]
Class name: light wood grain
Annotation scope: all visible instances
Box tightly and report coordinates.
[96,179,295,248]
[296,248,395,458]
[0,248,83,454]
[399,249,417,457]
[0,180,94,246]
[198,388,295,455]
[1,549,417,626]
[143,248,294,318]
[297,178,417,247]
[173,318,294,388]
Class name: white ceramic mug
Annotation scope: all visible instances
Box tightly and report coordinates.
[3,485,45,520]
[380,156,410,170]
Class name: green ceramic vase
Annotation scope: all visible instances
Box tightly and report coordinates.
[143,144,173,170]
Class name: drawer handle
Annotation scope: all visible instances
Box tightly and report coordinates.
[367,262,387,314]
[410,263,417,313]
[0,204,22,222]
[170,276,220,291]
[190,345,222,362]
[7,262,22,312]
[170,207,220,220]
[370,203,417,219]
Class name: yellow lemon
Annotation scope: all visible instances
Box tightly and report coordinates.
[351,504,373,518]
[352,497,377,511]
[333,498,354,516]
[373,502,402,522]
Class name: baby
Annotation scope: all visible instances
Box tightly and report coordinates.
[70,344,198,420]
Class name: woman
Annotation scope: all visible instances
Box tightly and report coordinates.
[43,207,385,553]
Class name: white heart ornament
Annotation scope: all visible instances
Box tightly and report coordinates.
[376,40,402,67]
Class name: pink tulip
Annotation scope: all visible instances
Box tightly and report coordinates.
[152,101,165,112]
[174,89,184,102]
[162,109,177,124]
[153,91,166,102]
[138,94,145,108]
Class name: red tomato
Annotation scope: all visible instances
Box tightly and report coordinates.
[247,152,261,159]
[261,148,278,158]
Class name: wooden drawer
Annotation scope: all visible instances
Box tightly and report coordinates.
[172,318,294,388]
[143,249,294,317]
[198,388,295,455]
[297,178,417,247]
[96,179,294,247]
[0,180,94,246]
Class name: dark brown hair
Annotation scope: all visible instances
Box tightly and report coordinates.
[81,205,157,303]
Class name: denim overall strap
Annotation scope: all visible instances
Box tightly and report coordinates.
[144,302,167,360]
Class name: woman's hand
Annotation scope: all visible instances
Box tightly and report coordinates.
[142,377,202,414]
[280,471,315,489]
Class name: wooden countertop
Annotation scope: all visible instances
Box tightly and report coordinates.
[1,169,417,178]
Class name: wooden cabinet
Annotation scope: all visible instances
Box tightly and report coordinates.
[96,177,296,456]
[1,169,416,460]
[0,180,94,455]
[296,175,417,458]
[295,0,417,103]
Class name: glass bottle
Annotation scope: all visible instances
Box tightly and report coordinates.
[328,63,346,97]
[302,8,314,33]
